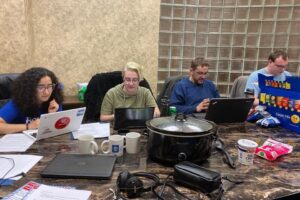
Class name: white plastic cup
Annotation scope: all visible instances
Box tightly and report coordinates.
[237,139,258,165]
[125,132,141,154]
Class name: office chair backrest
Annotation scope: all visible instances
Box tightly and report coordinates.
[0,73,20,99]
[0,73,20,108]
[84,71,153,122]
[229,76,249,98]
[156,75,186,109]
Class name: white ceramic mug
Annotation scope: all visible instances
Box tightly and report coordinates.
[125,132,141,154]
[78,134,99,154]
[101,135,124,157]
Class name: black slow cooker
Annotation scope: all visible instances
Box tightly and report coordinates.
[146,114,216,165]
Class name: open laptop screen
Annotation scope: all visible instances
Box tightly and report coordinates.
[32,107,86,140]
[113,107,154,130]
[203,98,254,123]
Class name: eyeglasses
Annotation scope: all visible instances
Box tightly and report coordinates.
[37,84,56,93]
[274,64,288,68]
[196,72,209,77]
[124,78,139,84]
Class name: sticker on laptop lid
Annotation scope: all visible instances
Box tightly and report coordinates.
[76,109,85,116]
[55,117,71,129]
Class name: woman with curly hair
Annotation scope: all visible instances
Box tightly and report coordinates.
[0,67,63,134]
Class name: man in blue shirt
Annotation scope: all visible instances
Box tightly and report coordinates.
[170,57,220,114]
[245,49,291,106]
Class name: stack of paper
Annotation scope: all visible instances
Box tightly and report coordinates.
[0,155,42,182]
[72,122,110,139]
[0,134,35,152]
[3,181,91,200]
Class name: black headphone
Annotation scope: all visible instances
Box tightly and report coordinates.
[117,171,161,198]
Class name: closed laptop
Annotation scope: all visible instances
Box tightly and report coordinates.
[41,154,116,180]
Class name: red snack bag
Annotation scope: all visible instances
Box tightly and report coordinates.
[255,138,293,161]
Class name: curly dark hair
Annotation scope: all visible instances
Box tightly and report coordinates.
[11,67,63,117]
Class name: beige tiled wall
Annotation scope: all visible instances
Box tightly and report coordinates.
[158,0,300,97]
[0,1,28,70]
[0,0,160,95]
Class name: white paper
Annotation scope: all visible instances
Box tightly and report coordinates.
[0,134,35,152]
[27,184,91,200]
[0,154,42,180]
[72,122,110,139]
[2,181,40,200]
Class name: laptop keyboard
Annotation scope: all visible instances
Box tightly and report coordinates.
[190,112,206,119]
[23,129,38,138]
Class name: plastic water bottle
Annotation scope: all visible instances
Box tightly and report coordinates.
[78,86,87,101]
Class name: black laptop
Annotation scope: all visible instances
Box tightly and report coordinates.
[41,154,116,179]
[113,107,154,130]
[193,98,254,123]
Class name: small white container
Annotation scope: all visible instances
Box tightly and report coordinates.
[237,139,258,165]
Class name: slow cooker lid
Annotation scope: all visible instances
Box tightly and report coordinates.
[147,116,214,135]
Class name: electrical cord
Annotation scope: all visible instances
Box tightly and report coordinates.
[0,156,15,186]
[222,176,244,185]
[211,184,224,200]
[157,173,173,199]
[152,172,196,200]
[153,182,195,200]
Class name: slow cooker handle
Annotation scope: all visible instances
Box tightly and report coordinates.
[175,113,187,122]
[178,152,187,161]
[142,128,149,137]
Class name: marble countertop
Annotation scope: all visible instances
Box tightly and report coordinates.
[1,122,300,200]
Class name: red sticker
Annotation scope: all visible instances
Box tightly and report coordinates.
[55,117,70,129]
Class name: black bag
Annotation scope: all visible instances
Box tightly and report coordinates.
[173,161,222,194]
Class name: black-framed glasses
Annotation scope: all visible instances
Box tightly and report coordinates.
[37,84,56,93]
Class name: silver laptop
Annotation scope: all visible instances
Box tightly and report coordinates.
[25,107,86,140]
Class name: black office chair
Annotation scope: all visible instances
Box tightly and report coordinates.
[157,75,187,111]
[0,73,20,108]
[83,71,153,123]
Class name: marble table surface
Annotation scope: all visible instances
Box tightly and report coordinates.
[1,122,300,200]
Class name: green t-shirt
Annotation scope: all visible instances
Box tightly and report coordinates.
[101,84,157,115]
